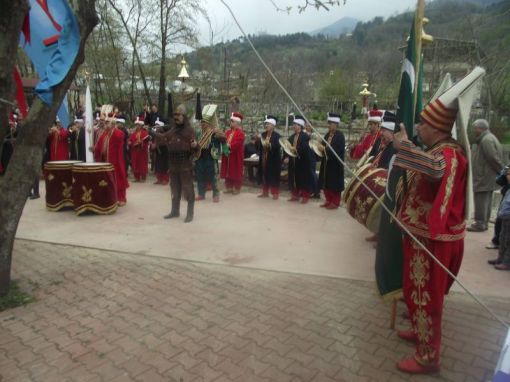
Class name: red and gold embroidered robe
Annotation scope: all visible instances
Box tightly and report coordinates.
[220,127,245,182]
[129,128,149,180]
[394,138,467,365]
[94,128,129,203]
[349,130,380,160]
[49,127,69,161]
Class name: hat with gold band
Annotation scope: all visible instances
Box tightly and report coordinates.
[420,67,485,132]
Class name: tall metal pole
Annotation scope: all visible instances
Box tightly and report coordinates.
[285,104,289,138]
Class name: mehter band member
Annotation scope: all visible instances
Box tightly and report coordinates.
[392,68,484,374]
[220,112,245,194]
[257,115,281,200]
[319,112,345,209]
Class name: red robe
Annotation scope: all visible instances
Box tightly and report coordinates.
[394,138,467,366]
[220,127,245,184]
[349,131,380,160]
[49,128,69,161]
[94,128,129,203]
[128,128,149,181]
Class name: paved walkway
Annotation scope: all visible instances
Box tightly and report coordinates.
[0,240,508,381]
[16,180,510,298]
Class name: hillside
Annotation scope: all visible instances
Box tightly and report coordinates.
[185,0,510,117]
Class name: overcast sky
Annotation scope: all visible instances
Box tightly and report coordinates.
[195,0,418,45]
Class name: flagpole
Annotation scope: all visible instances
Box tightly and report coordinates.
[389,0,426,327]
[413,0,425,127]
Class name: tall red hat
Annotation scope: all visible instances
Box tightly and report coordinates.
[230,112,244,123]
[367,109,383,123]
[134,116,144,125]
[420,67,485,132]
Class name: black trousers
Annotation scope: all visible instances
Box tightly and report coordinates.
[31,177,39,196]
[498,219,510,264]
[493,188,508,245]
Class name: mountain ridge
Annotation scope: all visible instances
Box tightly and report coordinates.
[309,16,359,37]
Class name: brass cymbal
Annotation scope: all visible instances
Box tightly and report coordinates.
[279,137,297,158]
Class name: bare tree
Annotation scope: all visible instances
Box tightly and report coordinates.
[97,1,126,101]
[125,0,151,115]
[108,0,153,106]
[269,0,345,13]
[148,0,205,114]
[0,0,98,296]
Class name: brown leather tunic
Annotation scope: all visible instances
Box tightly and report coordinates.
[158,124,198,171]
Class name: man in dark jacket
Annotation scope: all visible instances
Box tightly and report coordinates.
[69,118,86,161]
[285,116,312,204]
[257,115,282,199]
[372,111,397,170]
[144,104,161,127]
[319,112,345,209]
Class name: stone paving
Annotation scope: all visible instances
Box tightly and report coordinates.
[0,240,508,382]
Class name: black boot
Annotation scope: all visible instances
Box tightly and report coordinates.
[164,199,180,219]
[184,200,194,223]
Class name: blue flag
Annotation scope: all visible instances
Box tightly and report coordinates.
[20,0,80,105]
[57,93,70,128]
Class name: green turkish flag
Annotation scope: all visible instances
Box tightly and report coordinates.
[396,16,423,137]
[375,16,424,299]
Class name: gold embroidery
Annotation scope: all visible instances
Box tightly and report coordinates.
[411,290,431,306]
[403,224,465,241]
[62,182,72,199]
[373,176,387,188]
[409,240,436,362]
[401,173,431,230]
[450,222,466,231]
[98,180,108,187]
[48,173,55,181]
[354,196,373,223]
[81,186,92,202]
[227,129,236,145]
[414,307,433,343]
[410,252,429,289]
[440,154,458,217]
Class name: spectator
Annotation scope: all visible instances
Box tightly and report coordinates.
[488,165,510,249]
[468,119,504,232]
[488,167,510,270]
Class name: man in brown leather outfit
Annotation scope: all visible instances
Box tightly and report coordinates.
[158,104,199,223]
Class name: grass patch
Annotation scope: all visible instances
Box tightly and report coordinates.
[0,281,35,312]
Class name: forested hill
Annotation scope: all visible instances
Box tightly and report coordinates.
[186,0,509,115]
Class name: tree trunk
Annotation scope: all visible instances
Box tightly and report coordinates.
[0,1,28,152]
[0,0,30,295]
[129,49,136,116]
[0,0,98,297]
[158,43,166,115]
[103,16,124,101]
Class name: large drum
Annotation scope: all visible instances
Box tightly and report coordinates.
[71,162,118,215]
[344,163,388,233]
[44,160,82,211]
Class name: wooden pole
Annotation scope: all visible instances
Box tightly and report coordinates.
[390,297,398,329]
[413,0,426,123]
[390,1,425,331]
